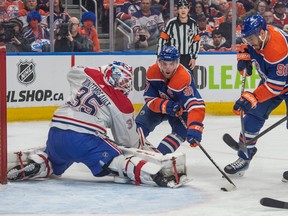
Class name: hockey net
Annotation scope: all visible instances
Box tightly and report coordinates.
[0,43,7,184]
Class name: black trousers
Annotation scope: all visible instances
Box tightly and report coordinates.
[180,54,191,70]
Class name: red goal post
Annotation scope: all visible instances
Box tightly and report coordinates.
[0,43,7,184]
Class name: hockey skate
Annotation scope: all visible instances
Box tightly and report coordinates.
[152,172,191,188]
[7,150,52,181]
[224,158,250,176]
[7,162,41,181]
[282,171,288,182]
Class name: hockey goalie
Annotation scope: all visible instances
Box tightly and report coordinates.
[7,62,189,188]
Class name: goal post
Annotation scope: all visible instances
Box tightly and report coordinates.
[0,43,7,184]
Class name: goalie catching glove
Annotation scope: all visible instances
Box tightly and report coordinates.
[161,100,183,117]
[233,91,258,115]
[187,122,204,147]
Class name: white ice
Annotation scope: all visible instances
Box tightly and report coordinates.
[1,115,288,216]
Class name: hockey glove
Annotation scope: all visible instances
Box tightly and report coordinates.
[237,52,252,76]
[233,91,258,115]
[162,100,183,117]
[187,122,204,147]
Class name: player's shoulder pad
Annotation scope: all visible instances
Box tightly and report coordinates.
[146,63,163,81]
[262,25,288,63]
[169,64,192,91]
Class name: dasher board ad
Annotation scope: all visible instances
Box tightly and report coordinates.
[6,53,260,108]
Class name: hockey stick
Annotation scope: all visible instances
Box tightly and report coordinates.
[238,70,248,155]
[223,115,288,151]
[178,116,237,191]
[260,197,288,209]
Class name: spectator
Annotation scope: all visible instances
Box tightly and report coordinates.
[263,10,283,29]
[131,26,152,50]
[5,17,32,52]
[37,0,49,12]
[218,8,242,47]
[46,0,70,30]
[54,17,93,52]
[196,13,213,49]
[115,0,141,26]
[0,0,11,22]
[5,0,24,17]
[201,0,221,18]
[215,0,229,27]
[78,11,100,52]
[131,0,164,45]
[256,0,269,16]
[18,0,47,28]
[202,29,231,52]
[22,10,50,52]
[102,0,126,33]
[227,0,246,17]
[273,1,288,27]
[269,0,288,13]
[190,2,206,20]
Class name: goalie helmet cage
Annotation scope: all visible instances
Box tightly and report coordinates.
[0,43,7,184]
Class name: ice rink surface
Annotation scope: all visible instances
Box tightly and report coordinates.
[1,115,288,216]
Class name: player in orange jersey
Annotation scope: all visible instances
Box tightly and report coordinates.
[136,46,205,154]
[224,15,288,177]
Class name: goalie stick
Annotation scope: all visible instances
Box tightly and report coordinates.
[260,197,288,209]
[223,115,288,151]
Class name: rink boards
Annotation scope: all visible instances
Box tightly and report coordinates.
[6,52,286,121]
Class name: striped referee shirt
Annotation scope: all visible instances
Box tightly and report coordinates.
[157,16,200,59]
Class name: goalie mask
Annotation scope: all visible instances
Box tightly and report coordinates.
[104,61,133,95]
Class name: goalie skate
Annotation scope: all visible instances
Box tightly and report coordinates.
[7,162,41,181]
[153,173,192,188]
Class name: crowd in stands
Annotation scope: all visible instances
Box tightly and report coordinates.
[0,0,98,52]
[1,0,288,52]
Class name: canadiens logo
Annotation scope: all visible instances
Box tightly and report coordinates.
[17,60,36,86]
[102,151,109,158]
[183,86,194,96]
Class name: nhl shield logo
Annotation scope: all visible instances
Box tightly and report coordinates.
[17,60,36,86]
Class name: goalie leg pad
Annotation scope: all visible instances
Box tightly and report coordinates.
[110,147,187,187]
[109,154,161,185]
[27,151,52,178]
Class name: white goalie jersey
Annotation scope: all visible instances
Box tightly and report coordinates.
[50,66,139,148]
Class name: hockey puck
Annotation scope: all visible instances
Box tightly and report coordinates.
[221,187,228,191]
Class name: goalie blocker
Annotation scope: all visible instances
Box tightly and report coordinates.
[7,147,188,188]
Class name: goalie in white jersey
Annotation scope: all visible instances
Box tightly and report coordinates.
[7,61,188,188]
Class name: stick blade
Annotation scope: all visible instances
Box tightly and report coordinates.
[260,197,288,209]
[220,184,237,192]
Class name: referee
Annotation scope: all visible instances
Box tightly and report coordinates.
[157,0,200,70]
